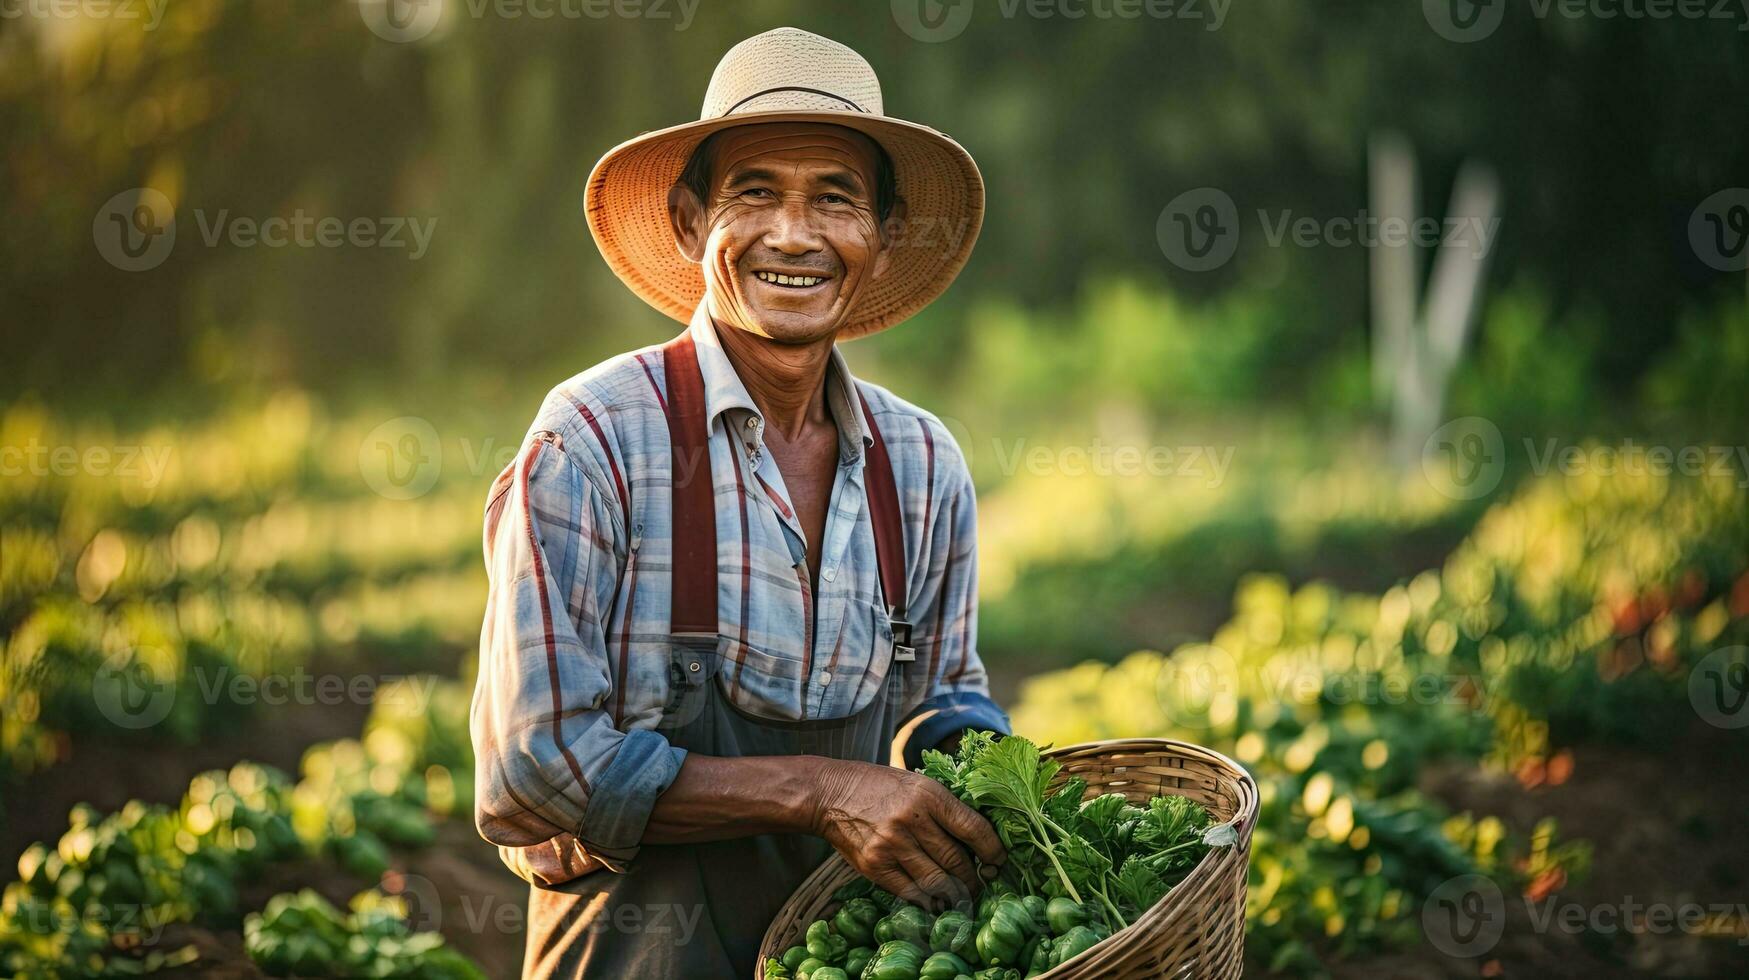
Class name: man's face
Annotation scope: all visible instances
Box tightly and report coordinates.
[671,122,898,344]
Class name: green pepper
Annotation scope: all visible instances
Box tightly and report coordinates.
[863,939,928,980]
[1043,897,1092,936]
[971,968,1020,980]
[806,919,849,963]
[782,945,811,970]
[929,909,978,959]
[811,970,849,980]
[796,957,828,979]
[834,897,883,947]
[1022,934,1050,976]
[832,878,875,903]
[1049,925,1103,967]
[974,897,1033,966]
[876,905,934,946]
[1019,895,1047,930]
[920,950,972,980]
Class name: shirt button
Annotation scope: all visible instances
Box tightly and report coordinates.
[745,417,759,430]
[822,566,836,582]
[816,670,832,686]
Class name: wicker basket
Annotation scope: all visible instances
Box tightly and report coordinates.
[757,737,1258,979]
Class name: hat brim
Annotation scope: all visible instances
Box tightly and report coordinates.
[584,110,984,340]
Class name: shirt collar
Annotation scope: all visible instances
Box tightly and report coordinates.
[687,304,874,462]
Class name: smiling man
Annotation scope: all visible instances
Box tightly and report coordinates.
[470,28,1011,978]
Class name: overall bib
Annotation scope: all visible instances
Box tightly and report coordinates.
[521,332,916,979]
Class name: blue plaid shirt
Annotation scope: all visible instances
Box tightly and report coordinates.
[471,306,1010,885]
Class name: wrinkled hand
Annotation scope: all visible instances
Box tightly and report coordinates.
[809,760,1005,911]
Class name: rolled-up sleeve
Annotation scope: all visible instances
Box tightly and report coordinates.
[895,432,1011,771]
[471,431,686,877]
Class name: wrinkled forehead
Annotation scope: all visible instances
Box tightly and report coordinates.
[707,122,883,187]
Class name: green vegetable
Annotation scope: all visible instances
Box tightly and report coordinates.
[920,950,972,980]
[971,968,1021,980]
[974,896,1033,965]
[811,969,849,980]
[782,944,810,970]
[1044,896,1091,935]
[764,958,793,979]
[1049,925,1103,967]
[834,896,883,947]
[795,957,828,979]
[876,904,934,945]
[845,945,875,977]
[930,908,978,959]
[863,939,929,980]
[806,919,849,963]
[1019,894,1047,929]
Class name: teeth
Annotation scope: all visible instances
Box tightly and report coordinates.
[755,271,823,287]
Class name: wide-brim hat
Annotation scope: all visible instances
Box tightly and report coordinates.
[584,27,984,340]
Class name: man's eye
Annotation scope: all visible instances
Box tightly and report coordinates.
[739,187,774,200]
[819,193,850,206]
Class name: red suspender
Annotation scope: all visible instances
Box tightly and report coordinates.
[661,333,719,637]
[857,390,908,619]
[661,332,909,641]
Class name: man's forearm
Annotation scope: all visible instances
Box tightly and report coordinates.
[640,753,828,844]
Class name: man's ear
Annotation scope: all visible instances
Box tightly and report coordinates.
[668,183,707,264]
[871,195,909,281]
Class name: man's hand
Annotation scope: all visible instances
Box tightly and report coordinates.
[809,759,1005,911]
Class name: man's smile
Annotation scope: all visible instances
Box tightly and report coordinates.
[750,269,833,289]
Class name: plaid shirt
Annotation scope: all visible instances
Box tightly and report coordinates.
[472,305,1010,885]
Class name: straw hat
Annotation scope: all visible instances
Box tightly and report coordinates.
[584,27,985,339]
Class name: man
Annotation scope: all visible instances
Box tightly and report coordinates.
[471,27,1011,977]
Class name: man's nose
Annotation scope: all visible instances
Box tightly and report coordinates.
[762,197,824,255]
